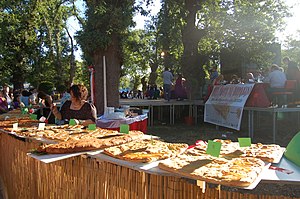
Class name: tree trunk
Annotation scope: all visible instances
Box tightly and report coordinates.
[55,30,63,85]
[92,34,121,115]
[181,0,207,99]
[11,66,25,90]
[66,27,76,87]
[149,62,159,85]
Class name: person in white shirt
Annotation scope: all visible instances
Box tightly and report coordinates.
[29,88,38,105]
[264,64,286,88]
[162,68,173,101]
[263,64,287,104]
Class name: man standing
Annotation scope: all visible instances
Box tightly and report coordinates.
[283,56,300,82]
[162,68,173,101]
[283,57,300,101]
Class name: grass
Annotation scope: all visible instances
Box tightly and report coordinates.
[147,113,300,147]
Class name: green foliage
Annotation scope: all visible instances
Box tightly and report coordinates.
[0,0,82,89]
[122,29,154,89]
[77,0,135,58]
[282,33,300,65]
[38,81,55,94]
[156,0,184,73]
[0,0,295,100]
[73,61,90,87]
[187,0,289,68]
[161,0,289,66]
[56,84,68,93]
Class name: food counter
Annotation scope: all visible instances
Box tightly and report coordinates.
[0,133,221,199]
[0,112,300,199]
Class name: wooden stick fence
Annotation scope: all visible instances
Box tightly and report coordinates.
[0,132,298,199]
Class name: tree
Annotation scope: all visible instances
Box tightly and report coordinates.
[157,0,289,99]
[282,32,300,66]
[77,0,136,114]
[157,0,184,74]
[0,0,80,90]
[122,29,153,91]
[180,0,208,99]
[217,0,289,77]
[0,0,40,89]
[32,0,76,88]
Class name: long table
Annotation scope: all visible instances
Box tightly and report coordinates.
[1,130,300,198]
[119,99,300,145]
[244,106,300,143]
[120,99,198,126]
[96,114,148,133]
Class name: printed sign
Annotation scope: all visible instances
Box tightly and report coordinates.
[69,119,76,126]
[88,124,97,130]
[38,123,46,130]
[30,114,37,120]
[204,84,254,130]
[13,123,18,131]
[206,140,221,157]
[238,137,252,147]
[120,124,129,134]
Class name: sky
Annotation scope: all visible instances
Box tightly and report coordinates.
[67,0,300,60]
[276,0,300,43]
[134,0,161,29]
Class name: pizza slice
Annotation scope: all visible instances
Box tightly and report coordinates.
[103,139,188,162]
[36,131,144,154]
[158,153,265,187]
[187,139,284,163]
[241,143,285,163]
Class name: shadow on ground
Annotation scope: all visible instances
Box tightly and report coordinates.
[148,111,300,147]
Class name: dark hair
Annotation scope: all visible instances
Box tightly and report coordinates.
[37,91,47,99]
[22,90,31,97]
[13,94,20,102]
[70,84,88,101]
[37,91,52,107]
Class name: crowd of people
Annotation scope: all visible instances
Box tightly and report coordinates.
[119,68,188,101]
[1,56,299,126]
[0,84,35,114]
[204,56,300,104]
[0,84,97,126]
[119,56,300,104]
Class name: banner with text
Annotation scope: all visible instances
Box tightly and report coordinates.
[204,84,254,130]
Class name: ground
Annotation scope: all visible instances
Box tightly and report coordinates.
[148,107,300,147]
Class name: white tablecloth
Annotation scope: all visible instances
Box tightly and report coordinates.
[96,114,148,128]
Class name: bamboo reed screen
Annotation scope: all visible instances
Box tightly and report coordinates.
[0,132,298,199]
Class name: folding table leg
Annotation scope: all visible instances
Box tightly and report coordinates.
[273,111,277,143]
